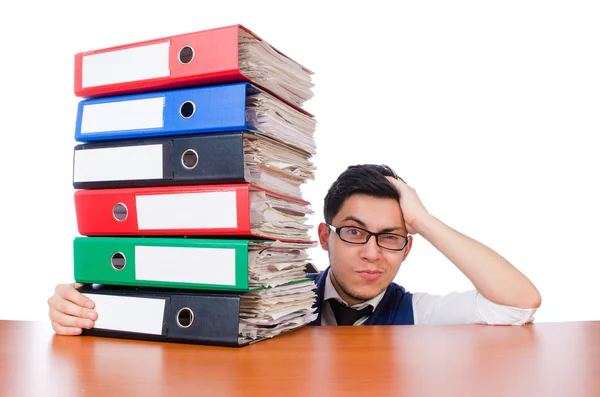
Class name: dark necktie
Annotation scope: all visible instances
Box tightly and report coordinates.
[328,298,373,326]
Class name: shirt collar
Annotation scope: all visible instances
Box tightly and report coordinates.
[323,270,386,311]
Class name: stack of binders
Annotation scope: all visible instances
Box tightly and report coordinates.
[70,24,319,347]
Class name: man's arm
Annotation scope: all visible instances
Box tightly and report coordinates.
[413,214,541,309]
[412,290,537,325]
[387,177,541,310]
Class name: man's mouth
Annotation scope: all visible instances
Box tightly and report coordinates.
[356,269,383,281]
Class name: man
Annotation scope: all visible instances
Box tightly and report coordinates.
[47,164,541,334]
[309,164,541,326]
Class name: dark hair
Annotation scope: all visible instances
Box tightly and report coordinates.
[323,164,401,223]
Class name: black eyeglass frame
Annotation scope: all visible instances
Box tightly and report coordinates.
[326,224,409,251]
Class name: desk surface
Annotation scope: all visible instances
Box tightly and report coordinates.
[0,320,598,397]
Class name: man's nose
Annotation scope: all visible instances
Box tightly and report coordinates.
[360,235,382,261]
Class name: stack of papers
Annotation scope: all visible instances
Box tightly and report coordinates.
[249,190,314,241]
[238,279,318,343]
[242,133,315,200]
[247,240,317,288]
[245,88,317,156]
[238,28,314,109]
[241,240,318,343]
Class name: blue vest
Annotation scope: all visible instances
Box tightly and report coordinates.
[308,267,415,326]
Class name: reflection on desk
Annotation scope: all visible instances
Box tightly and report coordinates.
[0,320,598,397]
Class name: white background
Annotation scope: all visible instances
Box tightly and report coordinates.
[0,0,598,324]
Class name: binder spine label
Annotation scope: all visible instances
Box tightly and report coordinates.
[82,293,166,335]
[81,41,170,88]
[135,246,238,286]
[135,191,238,229]
[73,144,164,182]
[80,97,165,134]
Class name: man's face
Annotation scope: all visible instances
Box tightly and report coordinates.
[318,194,412,305]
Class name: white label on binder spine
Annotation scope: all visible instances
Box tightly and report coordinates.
[81,41,170,88]
[80,97,165,134]
[135,191,238,229]
[135,246,237,286]
[82,293,166,335]
[73,144,164,182]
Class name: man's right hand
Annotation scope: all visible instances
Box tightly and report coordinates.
[47,283,97,335]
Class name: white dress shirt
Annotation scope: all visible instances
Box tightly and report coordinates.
[320,272,537,326]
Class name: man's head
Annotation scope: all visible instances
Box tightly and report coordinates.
[318,164,412,305]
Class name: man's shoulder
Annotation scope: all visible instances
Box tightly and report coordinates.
[386,280,412,296]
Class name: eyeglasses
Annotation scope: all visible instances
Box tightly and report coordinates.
[327,224,409,251]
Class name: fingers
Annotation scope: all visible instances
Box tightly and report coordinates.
[49,307,94,330]
[386,176,406,188]
[47,283,98,336]
[51,320,82,336]
[386,177,407,197]
[57,283,95,309]
[50,285,98,320]
[386,176,419,198]
[54,296,97,321]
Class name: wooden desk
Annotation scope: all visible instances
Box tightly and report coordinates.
[0,320,598,397]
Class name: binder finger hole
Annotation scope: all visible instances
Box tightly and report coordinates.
[178,46,194,64]
[176,307,194,328]
[111,252,126,271]
[180,101,195,119]
[112,203,128,221]
[181,149,199,169]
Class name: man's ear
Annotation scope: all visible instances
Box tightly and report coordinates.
[317,223,330,251]
[402,235,413,261]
